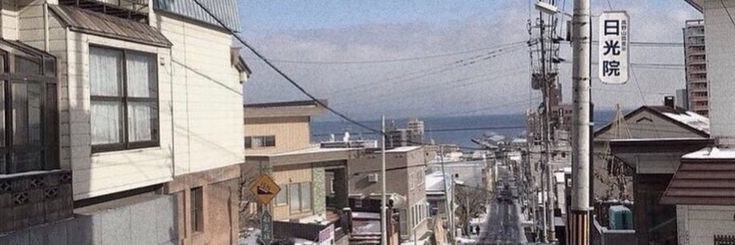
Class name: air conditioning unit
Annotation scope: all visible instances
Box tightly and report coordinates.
[368,173,379,183]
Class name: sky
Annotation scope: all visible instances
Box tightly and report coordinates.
[237,0,702,120]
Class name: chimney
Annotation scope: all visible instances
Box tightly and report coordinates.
[664,96,675,108]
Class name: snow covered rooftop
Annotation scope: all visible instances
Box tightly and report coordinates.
[660,111,710,134]
[683,147,735,159]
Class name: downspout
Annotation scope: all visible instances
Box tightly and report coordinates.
[169,48,175,179]
[43,2,49,52]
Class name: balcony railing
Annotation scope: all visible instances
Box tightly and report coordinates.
[59,0,149,22]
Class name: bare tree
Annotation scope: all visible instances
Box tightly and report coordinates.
[454,184,490,235]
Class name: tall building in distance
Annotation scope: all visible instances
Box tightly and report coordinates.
[683,19,708,116]
[386,118,425,148]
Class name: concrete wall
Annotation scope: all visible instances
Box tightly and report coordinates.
[704,0,735,143]
[0,194,178,245]
[244,116,312,155]
[677,205,735,245]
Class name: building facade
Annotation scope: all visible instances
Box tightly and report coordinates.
[683,19,708,116]
[346,146,430,241]
[0,0,248,244]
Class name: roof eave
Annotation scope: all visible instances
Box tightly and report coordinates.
[685,0,704,13]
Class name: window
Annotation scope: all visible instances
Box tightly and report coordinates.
[300,182,311,210]
[288,182,312,213]
[191,187,203,232]
[244,135,276,149]
[90,46,158,152]
[399,209,407,236]
[289,184,300,212]
[275,184,287,205]
[0,39,58,174]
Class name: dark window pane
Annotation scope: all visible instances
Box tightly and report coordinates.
[89,47,122,96]
[244,137,251,148]
[191,187,203,232]
[28,82,41,145]
[0,81,4,148]
[264,136,275,147]
[91,101,122,145]
[15,55,40,74]
[44,58,55,77]
[127,102,157,142]
[13,82,27,146]
[11,151,42,173]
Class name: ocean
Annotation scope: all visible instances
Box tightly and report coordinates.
[311,111,616,149]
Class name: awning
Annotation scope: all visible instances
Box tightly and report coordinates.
[50,5,172,48]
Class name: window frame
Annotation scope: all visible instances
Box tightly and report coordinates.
[275,184,288,206]
[191,187,204,233]
[0,43,59,174]
[287,182,312,214]
[244,135,276,149]
[89,45,159,153]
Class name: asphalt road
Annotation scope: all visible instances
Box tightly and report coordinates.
[478,165,523,245]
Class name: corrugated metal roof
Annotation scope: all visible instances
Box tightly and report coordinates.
[50,5,172,48]
[660,157,735,205]
[153,0,240,31]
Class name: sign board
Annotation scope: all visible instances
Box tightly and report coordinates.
[259,210,273,245]
[318,224,335,244]
[598,11,630,84]
[249,174,281,205]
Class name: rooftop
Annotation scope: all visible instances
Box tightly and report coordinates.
[244,99,327,119]
[661,148,735,206]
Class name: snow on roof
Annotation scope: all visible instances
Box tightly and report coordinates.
[660,111,710,134]
[554,172,565,183]
[384,146,422,153]
[425,172,447,192]
[683,147,735,159]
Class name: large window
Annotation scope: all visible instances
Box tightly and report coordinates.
[90,46,158,152]
[244,135,275,149]
[0,40,58,174]
[288,182,312,213]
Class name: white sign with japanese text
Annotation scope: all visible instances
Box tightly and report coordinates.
[598,11,630,84]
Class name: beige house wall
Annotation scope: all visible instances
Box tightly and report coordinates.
[244,116,312,155]
[677,205,735,245]
[271,164,314,221]
[154,13,244,176]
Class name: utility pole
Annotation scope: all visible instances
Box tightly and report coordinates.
[570,0,591,243]
[381,116,388,245]
[439,145,454,244]
[538,14,550,243]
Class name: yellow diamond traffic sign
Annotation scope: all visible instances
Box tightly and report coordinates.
[249,174,281,205]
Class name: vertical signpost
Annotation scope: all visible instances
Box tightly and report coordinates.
[249,173,281,245]
[598,11,630,84]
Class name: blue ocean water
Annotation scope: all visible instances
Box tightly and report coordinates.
[311,111,615,149]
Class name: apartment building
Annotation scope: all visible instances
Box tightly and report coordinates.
[683,19,708,116]
[346,146,430,242]
[0,0,248,244]
[242,100,356,244]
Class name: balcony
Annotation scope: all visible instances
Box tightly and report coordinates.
[0,170,73,233]
[58,0,149,22]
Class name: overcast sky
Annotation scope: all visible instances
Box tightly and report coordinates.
[237,0,701,120]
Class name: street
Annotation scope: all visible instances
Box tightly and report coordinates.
[478,165,524,245]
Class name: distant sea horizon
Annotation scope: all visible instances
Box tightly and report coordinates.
[311,110,617,149]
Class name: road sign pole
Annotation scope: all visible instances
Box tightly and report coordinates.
[253,162,279,245]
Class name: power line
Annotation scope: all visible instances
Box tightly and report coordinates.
[263,44,526,65]
[191,0,382,135]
